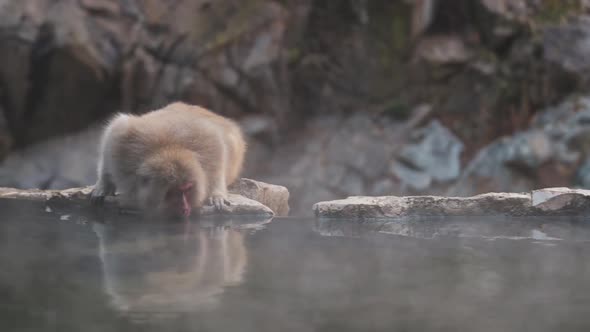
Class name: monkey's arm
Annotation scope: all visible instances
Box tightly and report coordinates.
[207,161,230,210]
[90,158,116,205]
[208,187,229,211]
[206,125,246,210]
[91,115,129,204]
[203,138,231,211]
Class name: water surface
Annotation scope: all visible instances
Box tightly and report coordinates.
[2,206,590,331]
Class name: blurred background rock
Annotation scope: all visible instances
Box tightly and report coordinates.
[1,0,590,215]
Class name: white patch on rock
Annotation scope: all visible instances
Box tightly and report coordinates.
[531,187,590,211]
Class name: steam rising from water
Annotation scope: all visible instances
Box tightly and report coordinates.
[2,210,590,331]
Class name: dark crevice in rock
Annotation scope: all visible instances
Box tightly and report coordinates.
[22,23,54,146]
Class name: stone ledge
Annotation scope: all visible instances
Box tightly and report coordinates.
[313,187,590,219]
[0,178,289,219]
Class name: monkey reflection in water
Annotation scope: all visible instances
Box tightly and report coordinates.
[93,221,248,315]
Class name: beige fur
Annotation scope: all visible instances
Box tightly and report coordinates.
[91,102,246,216]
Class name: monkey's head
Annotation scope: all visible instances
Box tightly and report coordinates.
[135,149,207,218]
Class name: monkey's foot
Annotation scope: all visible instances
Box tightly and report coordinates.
[207,194,231,211]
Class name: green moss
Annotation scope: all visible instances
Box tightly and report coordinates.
[533,0,582,24]
[496,77,517,102]
[390,11,409,52]
[285,47,301,64]
[381,99,411,119]
[191,0,266,54]
[367,1,412,71]
[476,48,499,64]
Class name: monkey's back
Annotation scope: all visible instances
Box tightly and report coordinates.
[115,102,245,185]
[139,104,234,144]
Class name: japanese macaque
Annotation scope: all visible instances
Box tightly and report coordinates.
[90,102,246,218]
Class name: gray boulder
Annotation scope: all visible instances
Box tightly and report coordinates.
[449,97,590,196]
[392,120,464,190]
[544,16,590,74]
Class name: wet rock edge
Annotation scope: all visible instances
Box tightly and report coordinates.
[0,178,289,220]
[314,187,590,219]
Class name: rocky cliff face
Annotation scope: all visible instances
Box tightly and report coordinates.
[0,0,291,150]
[1,0,590,215]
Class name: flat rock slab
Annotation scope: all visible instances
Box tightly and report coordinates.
[314,188,590,219]
[200,193,273,217]
[0,178,288,219]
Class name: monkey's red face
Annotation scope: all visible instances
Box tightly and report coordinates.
[164,182,195,217]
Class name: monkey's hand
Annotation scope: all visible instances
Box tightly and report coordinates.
[90,189,106,205]
[90,182,115,205]
[207,193,230,211]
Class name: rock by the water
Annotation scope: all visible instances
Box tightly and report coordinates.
[229,178,290,216]
[0,178,288,219]
[314,193,531,219]
[314,187,590,219]
[199,194,274,217]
